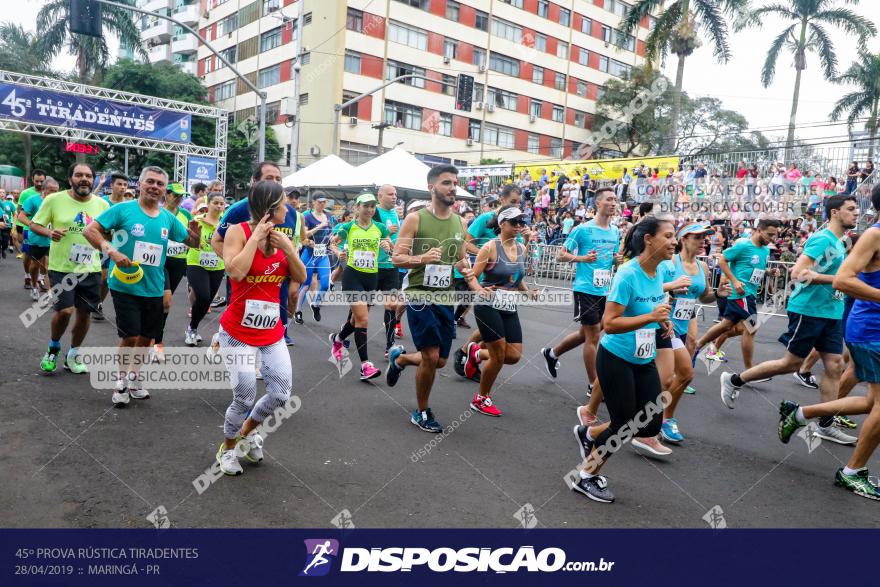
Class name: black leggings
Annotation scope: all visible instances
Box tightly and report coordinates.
[0,228,11,255]
[164,257,187,294]
[187,266,224,330]
[594,345,663,454]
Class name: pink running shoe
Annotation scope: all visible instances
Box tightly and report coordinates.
[329,333,345,363]
[464,342,482,379]
[470,393,502,416]
[360,361,381,381]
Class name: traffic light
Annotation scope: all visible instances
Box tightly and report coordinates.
[455,74,474,112]
[70,0,103,38]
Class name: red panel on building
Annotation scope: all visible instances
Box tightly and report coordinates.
[459,4,476,27]
[569,46,579,63]
[458,43,473,64]
[360,54,384,79]
[283,0,297,6]
[198,59,205,77]
[588,52,600,69]
[564,140,574,159]
[427,32,444,55]
[587,83,598,101]
[592,20,602,39]
[425,70,443,93]
[539,134,551,156]
[520,62,533,82]
[422,108,440,133]
[548,2,560,21]
[566,108,575,125]
[280,60,291,83]
[546,36,557,56]
[200,0,207,12]
[585,113,594,129]
[357,95,373,120]
[544,69,556,89]
[640,15,649,28]
[637,40,646,57]
[430,0,446,17]
[523,0,538,14]
[282,24,293,44]
[363,13,386,39]
[517,95,530,114]
[593,0,605,8]
[521,28,535,48]
[514,129,529,152]
[541,102,553,119]
[452,115,469,139]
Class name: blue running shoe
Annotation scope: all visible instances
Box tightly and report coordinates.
[661,418,685,443]
[386,345,405,387]
[411,408,442,433]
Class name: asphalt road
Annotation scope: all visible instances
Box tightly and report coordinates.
[1,258,877,529]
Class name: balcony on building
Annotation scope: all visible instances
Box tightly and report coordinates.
[142,20,173,43]
[140,0,171,13]
[171,1,200,25]
[148,43,172,64]
[175,59,197,76]
[171,34,199,55]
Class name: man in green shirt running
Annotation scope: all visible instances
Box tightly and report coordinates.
[17,169,46,289]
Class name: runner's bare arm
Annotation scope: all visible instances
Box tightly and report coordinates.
[471,239,496,281]
[211,229,224,256]
[223,224,260,281]
[391,212,426,269]
[833,227,880,303]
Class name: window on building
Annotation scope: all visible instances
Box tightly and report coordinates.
[529,99,542,118]
[218,13,238,35]
[615,30,636,51]
[489,53,520,77]
[262,0,280,15]
[559,7,571,26]
[596,86,606,100]
[537,0,548,18]
[472,47,486,67]
[219,45,237,65]
[214,80,235,101]
[384,100,422,130]
[527,134,539,154]
[487,86,517,110]
[442,74,456,96]
[500,0,524,8]
[601,25,612,42]
[556,41,568,59]
[386,60,426,88]
[492,17,522,43]
[598,55,609,72]
[444,38,457,59]
[574,111,586,128]
[576,80,587,97]
[341,91,359,117]
[388,21,428,50]
[394,0,430,9]
[555,72,566,90]
[260,26,282,51]
[258,64,281,88]
[484,123,514,148]
[551,137,563,157]
[204,57,215,74]
[552,105,564,122]
[475,10,489,31]
[473,82,484,103]
[438,112,452,136]
[609,59,632,78]
[607,0,630,18]
[346,8,363,32]
[344,50,361,74]
[468,119,481,141]
[581,16,592,34]
[266,99,281,122]
[532,65,544,84]
[446,0,460,20]
[578,48,589,66]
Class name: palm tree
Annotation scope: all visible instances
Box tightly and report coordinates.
[620,0,749,154]
[36,0,147,83]
[830,51,880,160]
[740,0,876,160]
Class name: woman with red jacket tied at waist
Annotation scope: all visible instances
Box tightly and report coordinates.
[215,181,306,476]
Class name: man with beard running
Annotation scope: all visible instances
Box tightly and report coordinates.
[17,169,46,290]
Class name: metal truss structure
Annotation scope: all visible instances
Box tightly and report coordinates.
[0,69,228,184]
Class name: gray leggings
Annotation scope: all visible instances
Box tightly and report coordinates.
[220,328,292,439]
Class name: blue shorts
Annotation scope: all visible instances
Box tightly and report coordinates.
[21,228,29,253]
[406,303,455,359]
[778,312,843,358]
[723,295,757,325]
[846,342,880,384]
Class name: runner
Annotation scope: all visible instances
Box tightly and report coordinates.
[328,193,393,381]
[18,177,57,302]
[94,173,129,321]
[215,180,306,476]
[720,197,858,446]
[185,193,226,346]
[570,216,674,503]
[373,185,403,359]
[385,165,489,432]
[778,196,880,500]
[29,164,108,374]
[1,191,15,258]
[16,169,46,290]
[294,191,333,324]
[83,166,200,406]
[468,206,538,416]
[155,184,193,357]
[693,218,782,371]
[541,188,622,396]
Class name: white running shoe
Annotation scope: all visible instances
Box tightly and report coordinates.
[29,288,39,301]
[129,386,150,400]
[631,436,673,457]
[195,331,203,343]
[241,432,264,463]
[816,425,857,445]
[112,379,130,408]
[720,372,740,409]
[217,446,243,476]
[185,328,198,346]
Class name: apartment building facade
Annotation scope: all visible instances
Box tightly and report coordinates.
[122,0,202,75]
[196,0,654,172]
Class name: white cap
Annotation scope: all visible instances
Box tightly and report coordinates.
[497,207,524,222]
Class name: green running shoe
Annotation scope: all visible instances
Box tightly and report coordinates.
[63,353,88,374]
[684,385,696,395]
[40,348,59,373]
[778,400,803,444]
[834,468,880,501]
[834,415,858,430]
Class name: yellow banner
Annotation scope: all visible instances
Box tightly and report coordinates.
[514,156,680,182]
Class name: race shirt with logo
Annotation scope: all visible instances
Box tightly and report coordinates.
[96,200,189,297]
[787,228,846,320]
[186,217,224,271]
[336,220,389,274]
[217,199,300,245]
[564,219,620,296]
[722,237,770,300]
[32,191,108,273]
[660,254,706,335]
[2,200,16,226]
[375,206,400,270]
[16,186,39,228]
[166,208,193,259]
[21,195,51,248]
[600,260,665,364]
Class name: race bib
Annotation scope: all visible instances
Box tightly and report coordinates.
[241,299,280,330]
[748,269,765,285]
[68,243,95,266]
[134,241,163,267]
[832,289,845,302]
[166,241,188,256]
[352,250,376,270]
[593,269,612,288]
[313,244,327,257]
[423,264,451,289]
[199,251,220,269]
[634,329,656,360]
[492,289,518,312]
[673,298,696,321]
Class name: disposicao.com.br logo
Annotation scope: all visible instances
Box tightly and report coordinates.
[300,542,614,575]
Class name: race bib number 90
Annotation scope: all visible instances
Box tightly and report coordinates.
[634,328,656,359]
[241,300,280,330]
[423,264,451,289]
[134,241,163,267]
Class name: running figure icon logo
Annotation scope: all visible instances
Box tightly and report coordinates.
[299,539,339,577]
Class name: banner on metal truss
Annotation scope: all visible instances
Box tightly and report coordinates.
[514,155,680,181]
[0,81,192,143]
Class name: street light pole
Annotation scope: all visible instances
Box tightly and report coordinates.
[93,0,268,161]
